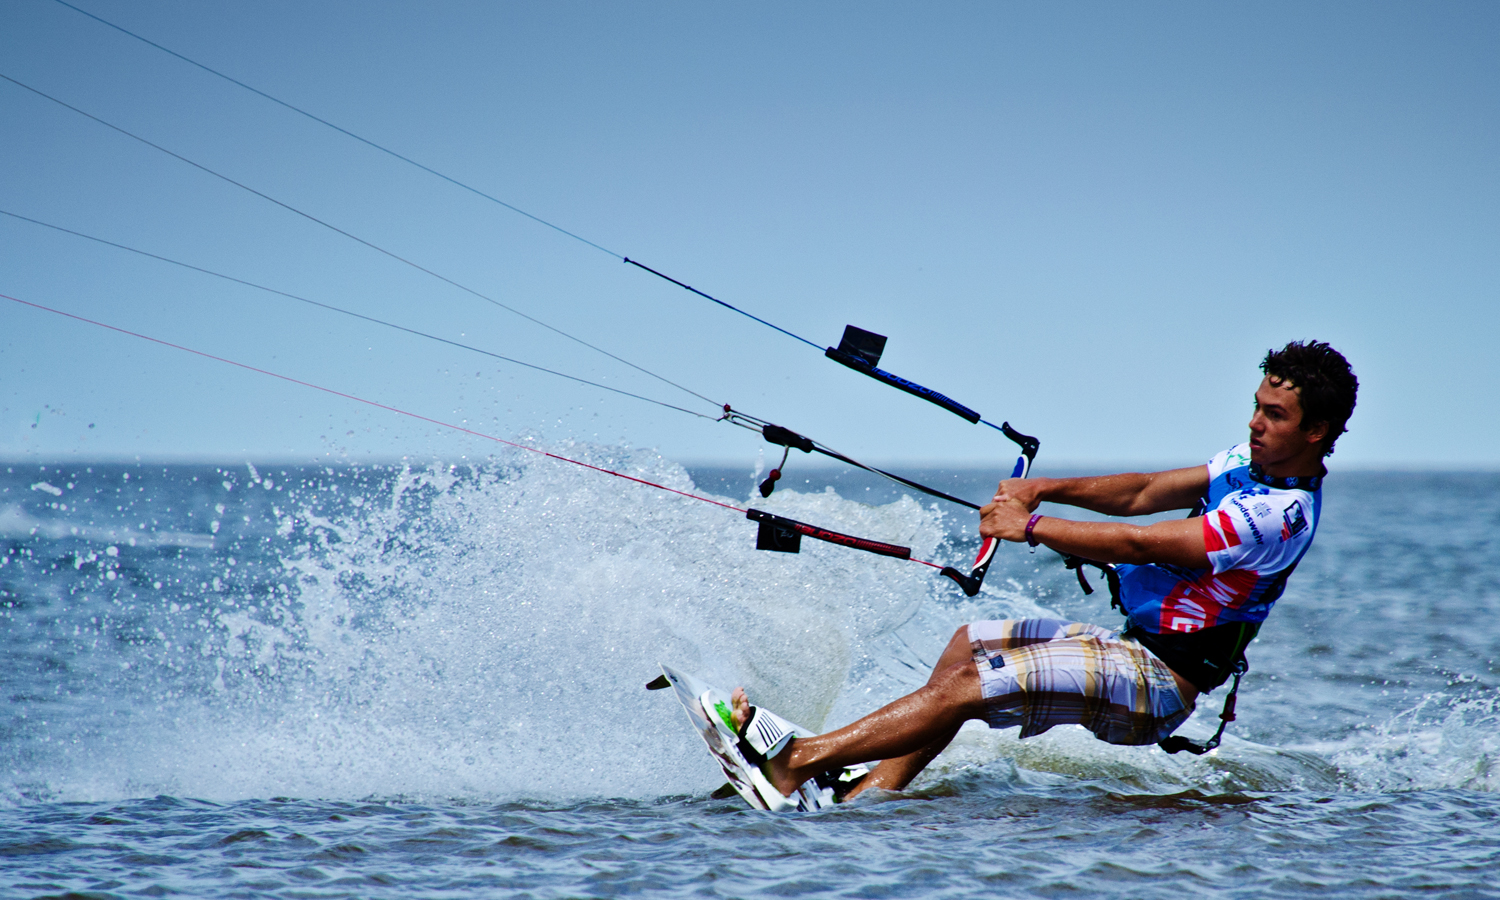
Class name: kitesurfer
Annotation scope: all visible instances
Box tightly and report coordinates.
[732,340,1358,802]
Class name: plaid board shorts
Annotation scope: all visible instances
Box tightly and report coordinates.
[969,618,1194,746]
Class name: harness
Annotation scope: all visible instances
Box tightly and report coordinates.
[1056,461,1321,755]
[1061,553,1252,756]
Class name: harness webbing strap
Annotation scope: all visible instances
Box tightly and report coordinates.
[1157,661,1246,756]
[1057,552,1252,755]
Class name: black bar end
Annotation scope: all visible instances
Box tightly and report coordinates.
[940,566,983,597]
[1000,422,1040,461]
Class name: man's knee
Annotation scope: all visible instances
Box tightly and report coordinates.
[947,624,971,653]
[929,625,976,685]
[927,658,984,717]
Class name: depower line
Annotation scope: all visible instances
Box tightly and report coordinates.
[46,0,870,357]
[11,3,1035,593]
[0,204,986,511]
[49,0,625,260]
[8,5,1024,512]
[4,289,952,575]
[50,0,821,351]
[3,291,740,513]
[0,208,720,423]
[0,70,719,413]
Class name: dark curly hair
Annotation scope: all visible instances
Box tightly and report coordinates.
[1261,341,1359,457]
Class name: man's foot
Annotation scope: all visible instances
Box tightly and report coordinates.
[730,686,800,798]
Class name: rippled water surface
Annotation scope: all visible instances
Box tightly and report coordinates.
[2,457,1497,898]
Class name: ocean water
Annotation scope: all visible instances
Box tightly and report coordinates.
[1,453,1497,899]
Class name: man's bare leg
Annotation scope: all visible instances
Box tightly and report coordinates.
[731,630,987,799]
[844,625,978,798]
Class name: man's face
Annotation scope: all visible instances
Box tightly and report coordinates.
[1248,376,1325,468]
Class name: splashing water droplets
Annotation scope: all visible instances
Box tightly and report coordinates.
[45,447,944,802]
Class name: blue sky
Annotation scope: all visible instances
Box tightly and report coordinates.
[2,1,1496,470]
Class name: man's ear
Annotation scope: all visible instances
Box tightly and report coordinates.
[1303,419,1330,448]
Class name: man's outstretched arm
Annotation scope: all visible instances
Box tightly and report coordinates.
[980,495,1211,569]
[999,465,1209,518]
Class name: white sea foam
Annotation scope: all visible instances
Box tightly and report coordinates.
[1321,694,1500,793]
[12,454,1495,805]
[42,447,949,803]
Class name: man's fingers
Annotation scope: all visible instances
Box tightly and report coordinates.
[997,478,1042,511]
[978,494,1030,542]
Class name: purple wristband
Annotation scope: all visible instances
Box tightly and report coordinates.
[1025,514,1043,549]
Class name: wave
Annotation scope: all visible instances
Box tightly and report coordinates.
[3,449,1493,805]
[0,502,214,549]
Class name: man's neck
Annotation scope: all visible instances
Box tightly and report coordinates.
[1258,449,1327,480]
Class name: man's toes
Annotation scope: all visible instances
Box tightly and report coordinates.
[731,687,750,729]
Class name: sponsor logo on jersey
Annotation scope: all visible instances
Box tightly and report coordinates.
[1281,501,1308,541]
[1231,497,1265,544]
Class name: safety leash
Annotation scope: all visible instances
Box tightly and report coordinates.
[1157,660,1246,756]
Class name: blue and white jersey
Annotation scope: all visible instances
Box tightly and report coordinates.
[1116,443,1323,635]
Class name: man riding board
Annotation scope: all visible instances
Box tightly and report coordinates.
[731,340,1359,804]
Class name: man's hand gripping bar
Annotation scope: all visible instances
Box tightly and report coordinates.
[941,422,1040,597]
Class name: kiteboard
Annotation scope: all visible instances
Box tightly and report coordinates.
[649,664,868,812]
